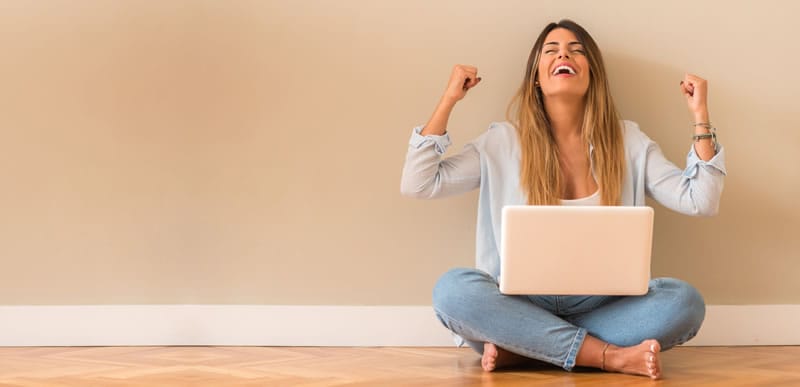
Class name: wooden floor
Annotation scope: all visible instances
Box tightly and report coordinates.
[1,346,799,386]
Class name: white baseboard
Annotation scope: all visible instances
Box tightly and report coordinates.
[0,305,797,346]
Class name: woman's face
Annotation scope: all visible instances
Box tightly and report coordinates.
[536,28,591,99]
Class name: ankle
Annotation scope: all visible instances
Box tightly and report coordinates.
[600,343,610,370]
[603,345,624,371]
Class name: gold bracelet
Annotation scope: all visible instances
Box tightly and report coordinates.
[692,122,712,129]
[692,133,714,142]
[601,342,610,370]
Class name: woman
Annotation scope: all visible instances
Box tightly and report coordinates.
[400,19,725,379]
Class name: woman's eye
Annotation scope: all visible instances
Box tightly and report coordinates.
[544,50,556,54]
[572,49,585,54]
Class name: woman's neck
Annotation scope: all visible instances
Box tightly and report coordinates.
[544,97,586,144]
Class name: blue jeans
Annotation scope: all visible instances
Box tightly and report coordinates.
[432,268,705,371]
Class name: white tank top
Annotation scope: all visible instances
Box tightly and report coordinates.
[561,189,601,206]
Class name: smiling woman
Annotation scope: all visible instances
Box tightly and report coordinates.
[516,22,623,205]
[400,19,726,380]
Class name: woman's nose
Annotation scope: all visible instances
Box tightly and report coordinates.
[558,51,570,59]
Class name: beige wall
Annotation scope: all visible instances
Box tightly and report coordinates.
[0,0,797,305]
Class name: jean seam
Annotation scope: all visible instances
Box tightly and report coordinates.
[563,327,587,371]
[432,306,567,367]
[664,328,700,350]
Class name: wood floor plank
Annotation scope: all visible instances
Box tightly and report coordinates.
[0,346,799,386]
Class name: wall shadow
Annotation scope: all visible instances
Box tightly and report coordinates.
[604,51,799,303]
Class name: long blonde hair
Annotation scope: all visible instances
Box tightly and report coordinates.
[507,20,624,206]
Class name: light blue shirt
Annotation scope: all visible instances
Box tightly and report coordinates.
[400,120,726,279]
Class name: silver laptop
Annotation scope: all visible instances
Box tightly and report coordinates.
[499,205,653,295]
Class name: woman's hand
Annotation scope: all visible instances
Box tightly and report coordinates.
[681,73,715,161]
[420,65,482,136]
[442,64,481,105]
[679,74,709,123]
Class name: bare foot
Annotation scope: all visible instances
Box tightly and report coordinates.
[603,339,662,380]
[481,342,530,372]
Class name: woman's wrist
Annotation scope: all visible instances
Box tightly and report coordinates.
[421,99,456,136]
[692,112,710,133]
[690,109,717,161]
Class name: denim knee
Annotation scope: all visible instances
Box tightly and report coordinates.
[432,267,488,318]
[656,278,706,346]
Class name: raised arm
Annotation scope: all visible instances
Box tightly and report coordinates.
[680,74,715,161]
[420,64,481,136]
[400,65,483,199]
[645,74,726,216]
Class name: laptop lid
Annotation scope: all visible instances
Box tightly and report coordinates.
[499,205,653,295]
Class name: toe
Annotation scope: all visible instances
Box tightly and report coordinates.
[481,343,497,372]
[652,369,662,380]
[482,356,494,371]
[649,340,661,353]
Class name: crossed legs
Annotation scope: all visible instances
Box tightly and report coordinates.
[433,268,705,379]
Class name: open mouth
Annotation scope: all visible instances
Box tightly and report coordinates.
[552,65,576,76]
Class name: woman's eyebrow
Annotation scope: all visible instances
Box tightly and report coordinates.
[544,41,583,46]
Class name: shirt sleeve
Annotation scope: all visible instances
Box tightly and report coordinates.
[645,140,727,216]
[400,125,481,199]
